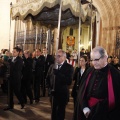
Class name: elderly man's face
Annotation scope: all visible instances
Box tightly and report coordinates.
[90,51,106,69]
[55,51,65,64]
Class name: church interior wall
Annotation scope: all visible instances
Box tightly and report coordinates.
[62,24,90,53]
[0,0,16,52]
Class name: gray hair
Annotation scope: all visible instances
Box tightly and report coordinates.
[91,46,108,58]
[57,49,66,58]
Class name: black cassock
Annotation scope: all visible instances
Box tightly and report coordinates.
[73,64,120,120]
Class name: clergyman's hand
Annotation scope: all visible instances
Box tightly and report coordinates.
[83,107,91,118]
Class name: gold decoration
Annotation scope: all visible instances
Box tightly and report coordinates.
[67,36,75,46]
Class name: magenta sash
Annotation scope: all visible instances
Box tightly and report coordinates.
[82,72,92,99]
[108,69,115,109]
[88,97,103,107]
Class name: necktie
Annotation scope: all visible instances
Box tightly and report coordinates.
[58,65,61,70]
[45,54,47,60]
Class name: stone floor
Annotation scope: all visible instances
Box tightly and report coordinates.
[0,89,74,120]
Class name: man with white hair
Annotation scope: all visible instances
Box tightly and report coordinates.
[46,49,74,120]
[73,46,120,120]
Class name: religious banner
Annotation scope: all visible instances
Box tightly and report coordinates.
[66,36,75,46]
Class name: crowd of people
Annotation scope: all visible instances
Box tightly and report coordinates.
[0,47,55,110]
[0,46,120,120]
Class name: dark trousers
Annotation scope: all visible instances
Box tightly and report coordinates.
[51,97,66,120]
[34,77,41,100]
[41,78,46,97]
[8,80,24,108]
[21,78,33,103]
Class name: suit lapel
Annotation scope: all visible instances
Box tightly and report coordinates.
[59,62,66,71]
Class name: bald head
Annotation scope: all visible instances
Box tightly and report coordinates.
[91,46,108,58]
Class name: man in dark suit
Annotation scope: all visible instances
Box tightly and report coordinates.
[21,50,33,104]
[33,49,45,103]
[46,49,74,120]
[4,46,25,110]
[42,48,54,96]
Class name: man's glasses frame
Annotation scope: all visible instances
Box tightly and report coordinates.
[90,56,104,62]
[56,55,63,58]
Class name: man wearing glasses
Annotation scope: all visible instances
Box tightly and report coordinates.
[46,49,74,120]
[73,46,120,120]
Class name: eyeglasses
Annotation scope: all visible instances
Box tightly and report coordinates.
[90,56,103,62]
[56,55,62,58]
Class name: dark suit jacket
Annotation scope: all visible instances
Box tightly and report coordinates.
[9,56,23,86]
[44,54,54,77]
[34,55,45,79]
[71,66,89,99]
[22,57,33,80]
[46,61,74,105]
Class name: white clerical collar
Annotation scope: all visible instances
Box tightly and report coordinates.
[104,63,108,68]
